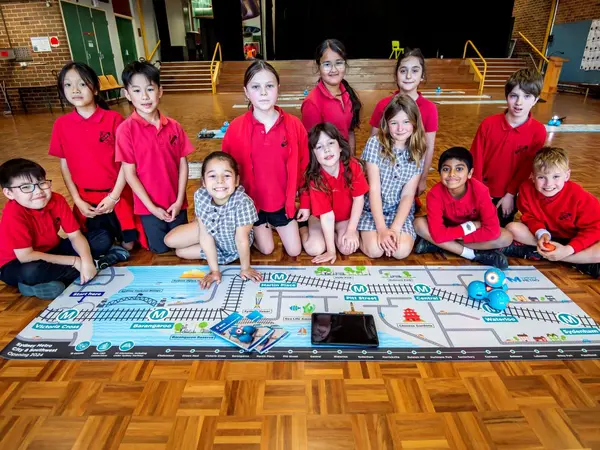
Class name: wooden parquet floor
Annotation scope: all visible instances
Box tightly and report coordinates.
[1,89,600,449]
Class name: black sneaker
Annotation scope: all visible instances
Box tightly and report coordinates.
[18,281,66,300]
[414,238,443,254]
[96,245,130,270]
[501,242,542,260]
[575,263,600,278]
[473,250,509,269]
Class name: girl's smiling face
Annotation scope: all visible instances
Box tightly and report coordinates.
[313,131,342,170]
[202,158,239,205]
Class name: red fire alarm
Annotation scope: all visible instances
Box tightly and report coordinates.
[49,36,59,47]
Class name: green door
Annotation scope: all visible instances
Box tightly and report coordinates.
[116,16,138,65]
[91,9,117,77]
[60,1,89,64]
[77,6,103,75]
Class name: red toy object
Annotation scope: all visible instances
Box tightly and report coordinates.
[543,242,556,251]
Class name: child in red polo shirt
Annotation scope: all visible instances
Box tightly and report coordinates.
[471,68,547,227]
[298,123,369,264]
[50,62,138,253]
[369,48,438,196]
[504,147,600,278]
[0,159,123,299]
[413,147,513,268]
[223,61,309,257]
[116,61,195,254]
[301,39,362,153]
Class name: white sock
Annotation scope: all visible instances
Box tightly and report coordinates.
[461,247,476,260]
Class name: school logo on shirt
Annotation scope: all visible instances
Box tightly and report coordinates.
[281,136,288,148]
[170,135,178,146]
[99,131,114,146]
[559,212,572,221]
[515,145,529,154]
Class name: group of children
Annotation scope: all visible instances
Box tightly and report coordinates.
[1,39,599,301]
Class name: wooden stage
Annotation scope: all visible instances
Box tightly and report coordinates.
[0,89,599,449]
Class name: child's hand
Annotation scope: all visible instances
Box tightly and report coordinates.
[240,267,263,282]
[166,201,183,222]
[96,196,117,214]
[536,233,551,254]
[76,199,98,218]
[472,220,482,229]
[341,229,360,254]
[377,228,397,256]
[312,250,337,265]
[539,242,574,261]
[75,258,97,284]
[151,205,171,221]
[297,208,310,222]
[199,270,222,289]
[496,193,515,218]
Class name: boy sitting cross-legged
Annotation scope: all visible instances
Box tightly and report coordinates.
[414,147,513,268]
[504,147,600,278]
[0,159,128,300]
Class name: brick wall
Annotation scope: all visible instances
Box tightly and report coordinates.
[0,0,72,113]
[512,0,600,56]
[555,0,600,24]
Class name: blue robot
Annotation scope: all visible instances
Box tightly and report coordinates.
[467,268,510,311]
[220,121,230,133]
[229,325,257,344]
[548,115,562,126]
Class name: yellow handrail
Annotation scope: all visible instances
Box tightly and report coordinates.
[210,42,222,94]
[148,40,161,62]
[463,40,486,95]
[518,32,550,72]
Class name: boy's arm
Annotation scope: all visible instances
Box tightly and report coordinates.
[516,185,548,238]
[67,230,97,283]
[568,196,600,253]
[470,123,486,182]
[121,163,164,217]
[167,156,189,219]
[14,247,78,266]
[462,194,501,244]
[426,189,468,243]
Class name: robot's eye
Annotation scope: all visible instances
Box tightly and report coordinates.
[485,272,499,285]
[235,328,243,334]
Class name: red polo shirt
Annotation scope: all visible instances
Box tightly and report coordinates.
[471,112,547,198]
[249,109,288,212]
[301,79,353,139]
[0,193,80,268]
[115,111,195,215]
[369,91,438,133]
[426,178,500,244]
[307,158,369,221]
[518,179,600,253]
[49,107,124,190]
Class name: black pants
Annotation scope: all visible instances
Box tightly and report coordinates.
[492,196,518,228]
[140,210,188,254]
[86,212,138,244]
[0,229,112,287]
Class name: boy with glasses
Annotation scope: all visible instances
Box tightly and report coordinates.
[0,159,125,299]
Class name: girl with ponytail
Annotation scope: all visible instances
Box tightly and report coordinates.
[301,39,362,154]
[49,62,139,251]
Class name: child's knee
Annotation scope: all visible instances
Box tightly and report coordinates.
[362,242,384,259]
[285,242,302,257]
[338,244,355,256]
[255,240,275,255]
[497,229,514,247]
[304,239,326,256]
[413,217,428,236]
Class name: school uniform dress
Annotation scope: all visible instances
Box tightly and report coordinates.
[369,91,438,133]
[425,178,501,244]
[357,136,423,239]
[222,107,309,226]
[471,112,547,226]
[301,158,369,220]
[301,79,353,139]
[48,107,143,246]
[194,186,258,264]
[116,111,195,253]
[0,193,112,287]
[518,179,600,252]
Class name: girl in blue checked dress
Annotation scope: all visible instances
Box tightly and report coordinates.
[164,151,263,288]
[358,94,427,259]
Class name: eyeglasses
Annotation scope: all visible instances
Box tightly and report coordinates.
[320,60,346,72]
[7,180,52,193]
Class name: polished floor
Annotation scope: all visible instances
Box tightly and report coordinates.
[1,89,600,449]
